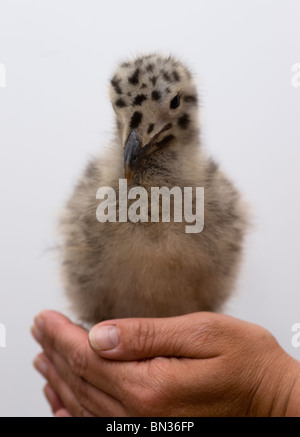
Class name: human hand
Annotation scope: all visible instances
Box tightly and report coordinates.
[32,310,300,417]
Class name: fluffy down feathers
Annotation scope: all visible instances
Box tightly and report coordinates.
[60,54,248,324]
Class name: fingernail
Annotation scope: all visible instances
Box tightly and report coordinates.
[89,325,119,351]
[34,356,48,376]
[35,315,44,331]
[31,325,42,343]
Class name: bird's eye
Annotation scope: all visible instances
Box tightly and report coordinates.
[170,94,181,109]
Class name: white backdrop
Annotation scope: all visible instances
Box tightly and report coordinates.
[0,0,300,417]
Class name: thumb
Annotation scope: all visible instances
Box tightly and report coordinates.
[88,312,224,361]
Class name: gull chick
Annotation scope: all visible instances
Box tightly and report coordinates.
[60,54,248,324]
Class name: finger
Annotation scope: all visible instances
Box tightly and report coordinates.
[40,347,128,417]
[34,353,94,417]
[55,408,72,417]
[32,310,134,399]
[43,383,65,415]
[88,312,237,360]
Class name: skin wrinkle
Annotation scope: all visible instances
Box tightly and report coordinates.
[282,374,299,417]
[268,357,298,417]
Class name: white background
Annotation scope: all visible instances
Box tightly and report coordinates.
[0,0,300,417]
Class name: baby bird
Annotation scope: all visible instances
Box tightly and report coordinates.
[60,54,248,325]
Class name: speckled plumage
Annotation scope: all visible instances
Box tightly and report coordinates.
[60,54,248,324]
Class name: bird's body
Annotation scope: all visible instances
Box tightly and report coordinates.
[60,54,248,324]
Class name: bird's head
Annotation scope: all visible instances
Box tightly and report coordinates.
[109,54,199,182]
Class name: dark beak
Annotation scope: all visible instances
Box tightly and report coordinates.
[124,130,144,182]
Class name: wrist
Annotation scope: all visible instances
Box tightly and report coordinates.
[249,345,300,416]
[266,353,300,417]
[284,358,300,417]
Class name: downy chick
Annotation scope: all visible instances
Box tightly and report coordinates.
[60,53,248,324]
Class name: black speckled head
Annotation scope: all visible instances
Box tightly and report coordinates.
[109,54,200,180]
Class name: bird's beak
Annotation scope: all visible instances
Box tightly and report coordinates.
[124,130,145,182]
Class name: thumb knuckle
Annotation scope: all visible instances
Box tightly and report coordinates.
[131,319,156,355]
[68,344,89,377]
